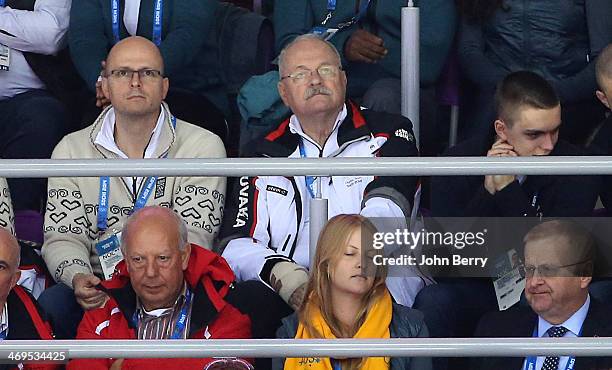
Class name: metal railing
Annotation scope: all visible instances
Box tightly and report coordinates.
[2,338,612,358]
[1,156,612,177]
[3,156,612,359]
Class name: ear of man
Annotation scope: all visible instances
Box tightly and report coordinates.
[494,119,508,141]
[596,90,610,110]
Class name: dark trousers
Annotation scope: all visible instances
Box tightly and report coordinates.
[0,90,67,211]
[412,278,498,370]
[37,282,83,339]
[229,280,293,370]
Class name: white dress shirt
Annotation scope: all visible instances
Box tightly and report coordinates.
[0,302,8,339]
[123,0,141,36]
[94,106,165,195]
[0,0,71,99]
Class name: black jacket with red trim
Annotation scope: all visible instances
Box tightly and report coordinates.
[68,246,251,370]
[1,286,60,370]
[219,101,420,285]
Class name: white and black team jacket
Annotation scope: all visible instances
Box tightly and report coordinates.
[220,102,422,300]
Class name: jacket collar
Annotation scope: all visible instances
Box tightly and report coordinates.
[100,246,236,334]
[89,101,177,159]
[256,100,370,157]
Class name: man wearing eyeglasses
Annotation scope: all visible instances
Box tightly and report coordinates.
[473,220,612,370]
[40,36,226,339]
[220,34,423,340]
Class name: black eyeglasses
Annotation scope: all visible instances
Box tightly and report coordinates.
[280,65,342,84]
[524,260,590,278]
[107,68,163,81]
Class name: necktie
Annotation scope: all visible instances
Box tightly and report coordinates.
[542,326,569,370]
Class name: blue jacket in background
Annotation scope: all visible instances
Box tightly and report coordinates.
[458,0,612,103]
[273,0,457,97]
[69,0,227,112]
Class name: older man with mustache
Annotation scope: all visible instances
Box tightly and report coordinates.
[219,34,423,342]
[40,36,226,339]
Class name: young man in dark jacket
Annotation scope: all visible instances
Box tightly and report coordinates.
[69,206,251,370]
[415,72,599,370]
[432,71,599,218]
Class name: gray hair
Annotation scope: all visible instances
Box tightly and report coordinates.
[278,34,343,78]
[120,206,189,254]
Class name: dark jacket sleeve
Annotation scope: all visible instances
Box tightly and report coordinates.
[158,0,216,80]
[542,175,599,217]
[417,0,457,85]
[273,0,354,67]
[273,0,312,53]
[272,314,298,370]
[431,174,495,217]
[68,0,110,91]
[363,113,420,217]
[552,0,612,102]
[390,303,432,370]
[457,18,509,89]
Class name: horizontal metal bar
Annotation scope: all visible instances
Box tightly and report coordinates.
[2,157,612,178]
[4,338,612,358]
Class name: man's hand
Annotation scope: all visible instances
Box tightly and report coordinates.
[288,282,307,311]
[269,261,309,311]
[484,139,517,195]
[110,358,123,370]
[72,273,108,311]
[96,60,111,108]
[344,29,388,63]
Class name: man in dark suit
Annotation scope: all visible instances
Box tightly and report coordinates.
[473,220,612,370]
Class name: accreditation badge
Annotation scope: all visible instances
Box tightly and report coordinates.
[95,228,124,280]
[491,248,526,310]
[309,26,338,41]
[0,44,10,71]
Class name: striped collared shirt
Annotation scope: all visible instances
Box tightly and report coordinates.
[0,302,7,340]
[135,284,192,340]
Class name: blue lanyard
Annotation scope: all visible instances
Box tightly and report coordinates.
[325,0,370,15]
[298,140,316,198]
[321,0,371,27]
[111,0,164,46]
[97,175,157,231]
[97,115,176,231]
[0,329,6,340]
[524,326,582,370]
[132,287,192,339]
[331,359,341,370]
[357,0,371,20]
[152,0,163,46]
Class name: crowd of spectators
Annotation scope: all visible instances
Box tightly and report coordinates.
[0,0,612,370]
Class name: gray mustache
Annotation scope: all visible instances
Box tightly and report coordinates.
[304,86,332,100]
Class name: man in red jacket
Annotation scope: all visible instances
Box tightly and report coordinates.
[69,206,252,370]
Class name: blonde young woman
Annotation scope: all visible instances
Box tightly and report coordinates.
[274,214,431,370]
